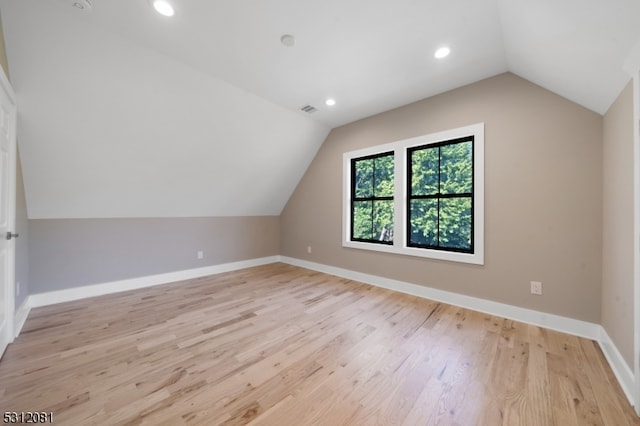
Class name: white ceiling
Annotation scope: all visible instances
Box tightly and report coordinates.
[1,0,639,218]
[46,0,640,126]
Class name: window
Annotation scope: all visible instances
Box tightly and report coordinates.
[343,123,484,265]
[407,137,473,253]
[351,152,394,244]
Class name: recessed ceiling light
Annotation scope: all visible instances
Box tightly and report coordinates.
[434,46,450,59]
[325,98,336,106]
[152,0,174,17]
[280,34,296,47]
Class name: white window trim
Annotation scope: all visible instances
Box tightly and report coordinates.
[342,123,484,265]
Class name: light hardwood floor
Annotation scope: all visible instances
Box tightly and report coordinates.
[0,263,638,425]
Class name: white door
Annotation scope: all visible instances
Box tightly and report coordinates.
[0,67,17,358]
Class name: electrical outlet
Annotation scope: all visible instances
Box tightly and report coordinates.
[197,250,204,260]
[530,281,542,295]
[307,246,312,254]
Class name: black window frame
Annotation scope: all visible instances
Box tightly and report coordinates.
[406,136,475,254]
[350,151,394,245]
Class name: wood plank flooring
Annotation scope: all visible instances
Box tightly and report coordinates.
[0,263,637,425]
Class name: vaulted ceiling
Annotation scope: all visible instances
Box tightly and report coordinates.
[1,0,639,218]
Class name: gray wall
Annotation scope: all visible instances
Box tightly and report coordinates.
[602,80,634,368]
[29,216,279,293]
[281,72,603,323]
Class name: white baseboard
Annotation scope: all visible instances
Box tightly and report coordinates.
[598,327,635,405]
[14,297,31,338]
[280,256,635,407]
[29,256,280,308]
[281,256,600,339]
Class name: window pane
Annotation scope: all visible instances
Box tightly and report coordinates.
[354,158,373,198]
[373,200,394,242]
[411,147,439,196]
[374,155,394,197]
[353,201,373,240]
[439,197,472,250]
[440,141,472,195]
[409,199,438,246]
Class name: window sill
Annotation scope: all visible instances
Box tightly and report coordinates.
[342,239,484,265]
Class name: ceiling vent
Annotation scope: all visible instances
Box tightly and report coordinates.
[54,0,94,11]
[300,104,318,114]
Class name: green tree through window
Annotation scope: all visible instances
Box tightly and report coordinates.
[351,152,394,243]
[407,137,473,252]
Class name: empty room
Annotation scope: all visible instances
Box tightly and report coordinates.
[0,0,639,424]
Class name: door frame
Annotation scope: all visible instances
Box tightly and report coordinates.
[626,38,640,415]
[622,33,640,415]
[0,64,16,357]
[634,68,640,417]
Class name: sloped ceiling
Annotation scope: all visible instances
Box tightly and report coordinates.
[1,0,639,218]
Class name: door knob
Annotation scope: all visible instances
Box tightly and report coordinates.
[5,232,19,240]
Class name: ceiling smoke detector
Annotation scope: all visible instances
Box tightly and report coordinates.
[280,34,296,47]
